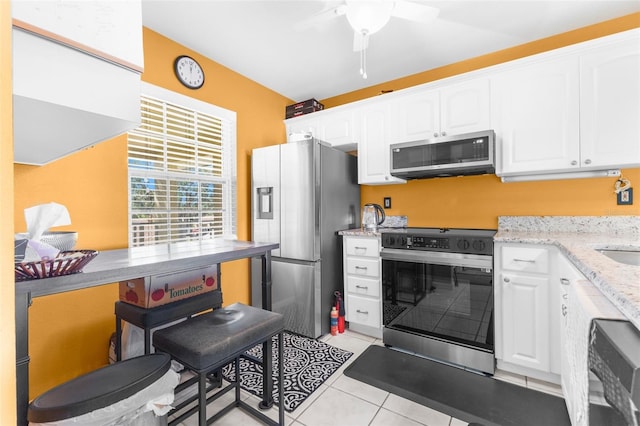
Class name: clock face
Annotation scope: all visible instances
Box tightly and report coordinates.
[174,55,205,89]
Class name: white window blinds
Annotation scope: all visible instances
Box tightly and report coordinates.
[127,86,236,247]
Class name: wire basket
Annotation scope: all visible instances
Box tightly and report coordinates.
[15,250,98,281]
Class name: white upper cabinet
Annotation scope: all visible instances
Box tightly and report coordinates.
[439,78,491,136]
[492,56,580,176]
[580,35,640,169]
[358,102,405,185]
[319,109,358,151]
[285,115,320,140]
[285,108,357,151]
[494,28,640,179]
[392,78,491,144]
[392,90,439,143]
[12,0,143,165]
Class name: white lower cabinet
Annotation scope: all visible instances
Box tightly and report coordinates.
[500,272,551,371]
[343,235,382,338]
[495,243,560,381]
[346,294,382,330]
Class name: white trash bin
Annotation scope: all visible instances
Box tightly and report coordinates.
[28,353,179,426]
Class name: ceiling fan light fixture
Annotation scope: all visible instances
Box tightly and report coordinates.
[345,1,393,35]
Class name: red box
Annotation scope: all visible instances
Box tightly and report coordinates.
[119,264,219,308]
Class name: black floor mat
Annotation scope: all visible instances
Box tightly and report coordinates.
[344,345,571,426]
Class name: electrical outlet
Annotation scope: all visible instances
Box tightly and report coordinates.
[617,188,633,205]
[383,197,391,209]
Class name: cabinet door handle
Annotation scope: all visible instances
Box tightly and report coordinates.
[560,278,570,286]
[584,159,592,165]
[503,277,510,283]
[355,285,369,290]
[513,258,536,263]
[433,132,439,137]
[356,309,369,315]
[571,160,578,166]
[441,131,447,136]
[562,304,568,317]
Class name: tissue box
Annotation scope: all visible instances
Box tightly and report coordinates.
[119,264,219,308]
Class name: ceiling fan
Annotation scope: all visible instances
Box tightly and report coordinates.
[298,1,440,78]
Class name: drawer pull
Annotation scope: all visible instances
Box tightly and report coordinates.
[560,278,570,286]
[356,309,369,315]
[562,304,568,317]
[355,285,369,290]
[355,266,368,271]
[354,246,367,251]
[513,258,536,263]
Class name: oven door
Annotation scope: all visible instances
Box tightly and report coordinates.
[381,248,495,372]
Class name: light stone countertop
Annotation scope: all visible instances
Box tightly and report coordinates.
[339,228,383,237]
[496,216,640,329]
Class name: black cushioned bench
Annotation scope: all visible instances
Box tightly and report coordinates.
[153,302,285,425]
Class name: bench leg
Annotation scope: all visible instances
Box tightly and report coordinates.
[198,372,207,426]
[144,328,152,355]
[115,316,122,361]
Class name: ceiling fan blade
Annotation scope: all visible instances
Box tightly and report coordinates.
[294,4,347,31]
[391,0,439,23]
[352,31,369,52]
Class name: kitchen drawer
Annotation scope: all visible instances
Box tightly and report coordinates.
[346,276,380,298]
[346,294,381,328]
[501,246,550,274]
[346,257,379,278]
[345,237,379,257]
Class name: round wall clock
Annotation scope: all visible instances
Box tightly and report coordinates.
[174,55,205,89]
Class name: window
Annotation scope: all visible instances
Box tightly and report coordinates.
[127,83,237,247]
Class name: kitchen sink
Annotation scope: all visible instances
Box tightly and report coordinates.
[598,249,640,266]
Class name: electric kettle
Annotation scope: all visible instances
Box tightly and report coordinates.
[362,204,385,231]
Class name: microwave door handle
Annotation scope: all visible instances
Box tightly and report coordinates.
[380,248,493,269]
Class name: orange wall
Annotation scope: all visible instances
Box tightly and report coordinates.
[1,0,17,423]
[327,13,640,226]
[13,28,291,399]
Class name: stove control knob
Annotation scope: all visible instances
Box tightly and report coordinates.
[472,240,486,252]
[457,239,470,251]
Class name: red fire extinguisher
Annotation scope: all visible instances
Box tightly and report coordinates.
[334,291,345,333]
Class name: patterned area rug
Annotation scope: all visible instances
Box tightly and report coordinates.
[221,332,353,412]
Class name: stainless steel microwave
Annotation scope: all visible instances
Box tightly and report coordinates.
[390,130,495,179]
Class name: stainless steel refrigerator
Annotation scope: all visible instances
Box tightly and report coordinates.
[251,139,360,338]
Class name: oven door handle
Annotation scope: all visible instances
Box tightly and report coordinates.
[380,248,493,269]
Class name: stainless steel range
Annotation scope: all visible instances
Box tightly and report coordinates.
[381,227,496,374]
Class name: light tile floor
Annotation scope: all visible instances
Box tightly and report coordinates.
[173,329,563,426]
